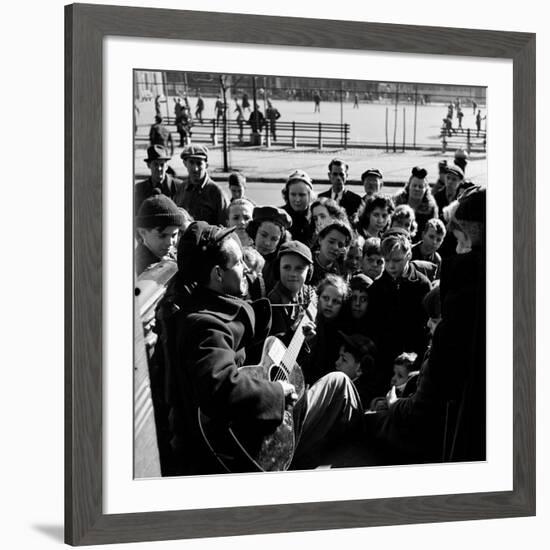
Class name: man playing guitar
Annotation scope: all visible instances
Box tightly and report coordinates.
[166,221,363,475]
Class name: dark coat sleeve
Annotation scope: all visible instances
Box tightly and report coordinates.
[179,314,285,427]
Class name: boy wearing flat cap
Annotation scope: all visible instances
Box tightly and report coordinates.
[179,145,229,225]
[165,221,363,474]
[361,168,383,201]
[135,145,184,214]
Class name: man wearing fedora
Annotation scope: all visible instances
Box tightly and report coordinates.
[135,145,185,215]
[164,221,363,474]
[318,159,363,220]
[179,144,228,226]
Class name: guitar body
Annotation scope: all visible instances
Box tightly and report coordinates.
[198,335,306,473]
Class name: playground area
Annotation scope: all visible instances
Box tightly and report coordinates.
[136,93,487,150]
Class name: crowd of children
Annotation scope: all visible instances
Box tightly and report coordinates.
[136,146,486,468]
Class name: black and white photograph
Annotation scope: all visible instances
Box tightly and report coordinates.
[134,69,487,478]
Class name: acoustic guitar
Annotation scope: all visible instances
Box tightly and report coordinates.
[198,298,317,473]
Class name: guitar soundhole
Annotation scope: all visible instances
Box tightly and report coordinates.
[269,365,288,383]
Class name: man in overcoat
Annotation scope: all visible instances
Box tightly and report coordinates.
[166,222,364,474]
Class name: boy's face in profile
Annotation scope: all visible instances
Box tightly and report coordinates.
[362,253,384,280]
[335,346,361,381]
[384,249,410,279]
[391,363,409,388]
[138,225,179,259]
[422,227,444,254]
[350,289,368,320]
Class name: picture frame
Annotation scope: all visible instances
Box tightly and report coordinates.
[65,3,536,546]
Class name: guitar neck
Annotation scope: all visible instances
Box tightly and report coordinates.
[281,300,316,372]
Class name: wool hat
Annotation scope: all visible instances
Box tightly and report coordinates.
[180,144,209,161]
[176,221,237,281]
[136,190,185,229]
[318,220,353,241]
[144,144,171,163]
[445,164,465,179]
[286,169,313,189]
[455,186,485,223]
[361,168,383,179]
[252,206,292,230]
[338,332,376,359]
[276,240,313,265]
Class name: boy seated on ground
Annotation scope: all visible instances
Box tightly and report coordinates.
[369,352,419,411]
[334,332,376,407]
[135,190,185,276]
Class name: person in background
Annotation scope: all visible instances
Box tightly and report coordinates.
[309,197,349,241]
[242,246,266,300]
[149,115,174,157]
[361,169,384,201]
[356,195,394,240]
[179,145,228,226]
[393,166,438,240]
[361,237,385,282]
[135,145,184,214]
[411,218,446,279]
[281,169,316,246]
[195,93,204,123]
[390,204,418,241]
[344,234,365,279]
[227,172,251,202]
[246,206,292,294]
[226,198,254,247]
[318,159,363,221]
[265,100,281,141]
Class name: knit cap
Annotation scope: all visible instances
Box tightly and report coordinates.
[136,190,185,228]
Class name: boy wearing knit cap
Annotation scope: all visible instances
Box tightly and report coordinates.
[135,191,186,275]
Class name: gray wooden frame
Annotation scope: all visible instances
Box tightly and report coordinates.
[65,3,536,546]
